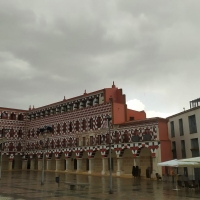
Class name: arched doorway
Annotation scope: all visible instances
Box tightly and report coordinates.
[122,149,134,174]
[139,147,152,177]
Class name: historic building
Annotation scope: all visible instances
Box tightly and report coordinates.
[0,83,171,177]
[167,98,200,180]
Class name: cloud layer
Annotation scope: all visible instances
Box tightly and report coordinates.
[0,0,200,117]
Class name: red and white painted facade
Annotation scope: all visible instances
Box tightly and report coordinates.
[0,83,171,177]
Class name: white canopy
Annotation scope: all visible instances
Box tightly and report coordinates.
[180,157,200,163]
[157,159,200,167]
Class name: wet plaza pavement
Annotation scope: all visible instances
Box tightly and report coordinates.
[0,171,200,200]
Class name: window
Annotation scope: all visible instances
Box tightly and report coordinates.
[82,120,86,131]
[181,140,186,158]
[170,121,175,137]
[90,136,93,146]
[172,141,177,159]
[82,137,86,146]
[188,115,197,134]
[89,118,93,130]
[75,121,79,132]
[130,117,134,121]
[69,122,72,132]
[191,138,199,157]
[179,118,184,136]
[97,117,101,128]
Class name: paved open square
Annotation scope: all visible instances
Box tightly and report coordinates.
[0,171,200,200]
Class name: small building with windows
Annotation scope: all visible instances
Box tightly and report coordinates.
[0,83,171,178]
[167,98,200,180]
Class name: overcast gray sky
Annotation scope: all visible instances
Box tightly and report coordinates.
[0,0,200,118]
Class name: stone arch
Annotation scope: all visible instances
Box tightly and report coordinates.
[82,151,88,171]
[93,150,102,173]
[13,154,22,170]
[122,148,134,174]
[139,147,152,177]
[50,154,56,170]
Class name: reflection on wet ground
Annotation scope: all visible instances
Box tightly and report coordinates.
[0,171,200,199]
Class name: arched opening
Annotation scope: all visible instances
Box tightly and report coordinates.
[63,122,67,134]
[82,120,86,131]
[18,114,24,121]
[94,151,102,173]
[123,148,134,174]
[89,118,93,130]
[14,155,22,170]
[10,113,16,120]
[97,117,101,128]
[139,147,152,177]
[82,151,88,172]
[50,154,56,170]
[69,122,72,132]
[75,121,79,132]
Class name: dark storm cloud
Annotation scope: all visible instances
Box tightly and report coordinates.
[0,0,200,117]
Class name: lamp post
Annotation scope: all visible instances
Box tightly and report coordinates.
[106,116,113,194]
[0,129,8,180]
[38,126,52,185]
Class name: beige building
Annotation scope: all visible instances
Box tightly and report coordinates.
[167,98,200,180]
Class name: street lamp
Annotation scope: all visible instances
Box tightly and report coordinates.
[0,129,8,180]
[106,116,113,194]
[38,126,52,185]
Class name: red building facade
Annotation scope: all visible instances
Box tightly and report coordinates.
[0,83,171,177]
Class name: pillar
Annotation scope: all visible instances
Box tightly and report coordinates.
[88,158,94,174]
[76,158,83,172]
[46,159,51,170]
[65,159,71,172]
[55,159,61,171]
[101,157,108,175]
[22,160,27,170]
[135,157,140,166]
[38,159,42,170]
[8,160,13,170]
[116,157,123,176]
[30,159,35,170]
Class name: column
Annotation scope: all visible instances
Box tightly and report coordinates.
[8,160,13,170]
[65,159,71,172]
[30,159,35,170]
[116,157,123,176]
[76,158,83,172]
[135,157,140,166]
[38,159,42,170]
[55,159,61,171]
[46,159,51,170]
[101,157,108,175]
[88,158,94,174]
[22,160,27,170]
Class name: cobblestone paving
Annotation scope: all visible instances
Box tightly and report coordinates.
[0,171,200,200]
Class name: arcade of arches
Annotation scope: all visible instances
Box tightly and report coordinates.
[2,147,159,177]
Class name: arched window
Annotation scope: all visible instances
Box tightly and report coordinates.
[69,122,72,132]
[63,123,67,134]
[97,117,101,128]
[10,113,16,120]
[1,112,8,119]
[57,124,60,134]
[89,118,93,130]
[10,129,14,138]
[18,114,24,121]
[82,120,86,131]
[18,129,22,138]
[75,121,79,132]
